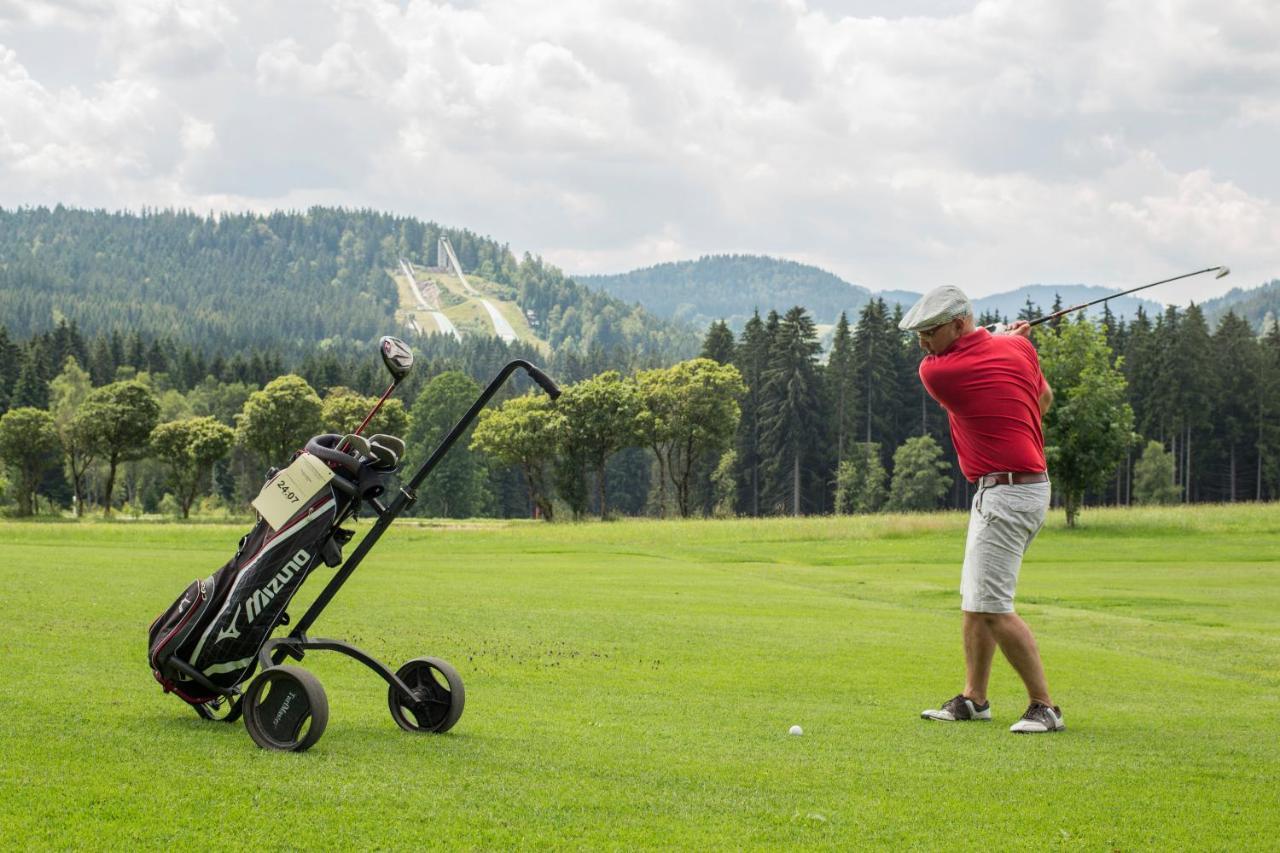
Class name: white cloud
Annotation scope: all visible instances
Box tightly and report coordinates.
[1,0,1278,301]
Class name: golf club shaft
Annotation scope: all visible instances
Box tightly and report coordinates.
[350,380,398,439]
[988,265,1229,330]
[335,380,402,456]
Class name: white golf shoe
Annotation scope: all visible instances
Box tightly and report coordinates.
[1009,702,1065,733]
[921,694,991,722]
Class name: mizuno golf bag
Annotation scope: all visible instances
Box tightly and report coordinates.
[148,433,400,705]
[147,349,561,751]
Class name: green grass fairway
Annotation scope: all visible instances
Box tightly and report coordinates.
[2,505,1277,848]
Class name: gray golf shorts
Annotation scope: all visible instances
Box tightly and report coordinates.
[960,481,1050,613]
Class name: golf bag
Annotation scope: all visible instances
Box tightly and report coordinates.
[148,433,400,705]
[146,351,560,751]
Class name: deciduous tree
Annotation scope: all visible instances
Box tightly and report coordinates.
[836,442,887,514]
[48,357,95,516]
[321,386,410,439]
[887,435,951,511]
[0,407,61,516]
[555,371,644,518]
[471,394,560,520]
[235,375,324,468]
[407,372,490,518]
[636,358,744,517]
[1037,317,1135,527]
[150,417,235,518]
[1133,440,1180,505]
[77,380,160,516]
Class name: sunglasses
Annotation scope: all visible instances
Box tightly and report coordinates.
[916,320,956,338]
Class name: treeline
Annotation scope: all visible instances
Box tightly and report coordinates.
[0,206,698,360]
[0,315,693,519]
[3,297,1278,521]
[759,295,1280,513]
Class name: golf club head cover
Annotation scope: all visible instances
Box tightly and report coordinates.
[368,434,405,471]
[340,433,371,458]
[305,434,361,478]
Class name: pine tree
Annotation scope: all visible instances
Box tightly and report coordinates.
[1122,309,1156,439]
[759,307,823,516]
[10,354,48,409]
[51,319,85,369]
[0,326,19,413]
[732,311,772,516]
[1048,292,1065,329]
[887,303,917,451]
[1211,312,1259,502]
[853,299,897,448]
[1100,303,1119,353]
[976,309,1003,328]
[1258,322,1280,499]
[88,335,116,386]
[825,312,859,464]
[125,330,146,371]
[1017,297,1041,322]
[109,330,126,379]
[1146,308,1182,456]
[1173,304,1213,501]
[700,320,736,364]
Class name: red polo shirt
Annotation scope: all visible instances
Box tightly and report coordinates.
[918,328,1048,482]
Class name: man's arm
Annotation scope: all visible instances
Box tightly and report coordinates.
[998,318,1049,412]
[1038,381,1053,417]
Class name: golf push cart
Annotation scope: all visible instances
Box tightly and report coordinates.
[148,336,560,751]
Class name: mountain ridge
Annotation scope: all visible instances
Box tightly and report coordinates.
[579,254,1276,332]
[0,206,698,360]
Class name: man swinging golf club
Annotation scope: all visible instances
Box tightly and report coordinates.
[903,286,1064,734]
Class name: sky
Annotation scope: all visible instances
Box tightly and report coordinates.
[2,0,1278,303]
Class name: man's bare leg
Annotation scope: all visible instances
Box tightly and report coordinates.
[962,611,997,704]
[981,612,1053,707]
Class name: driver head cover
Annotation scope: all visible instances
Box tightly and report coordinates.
[899,285,973,332]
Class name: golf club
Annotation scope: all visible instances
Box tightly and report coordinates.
[985,265,1230,331]
[346,336,414,444]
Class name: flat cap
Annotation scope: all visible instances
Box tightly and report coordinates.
[898,285,973,332]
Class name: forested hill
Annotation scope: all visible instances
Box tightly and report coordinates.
[577,255,874,328]
[1201,280,1280,333]
[575,254,1191,329]
[0,206,695,360]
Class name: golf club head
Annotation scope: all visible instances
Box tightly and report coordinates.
[1215,266,1230,279]
[379,336,414,382]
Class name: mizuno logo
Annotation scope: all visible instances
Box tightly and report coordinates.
[215,608,241,643]
[244,548,311,625]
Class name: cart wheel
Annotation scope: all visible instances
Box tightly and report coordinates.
[388,657,465,734]
[194,697,243,724]
[243,666,329,752]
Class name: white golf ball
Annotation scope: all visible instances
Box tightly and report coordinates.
[788,725,803,736]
